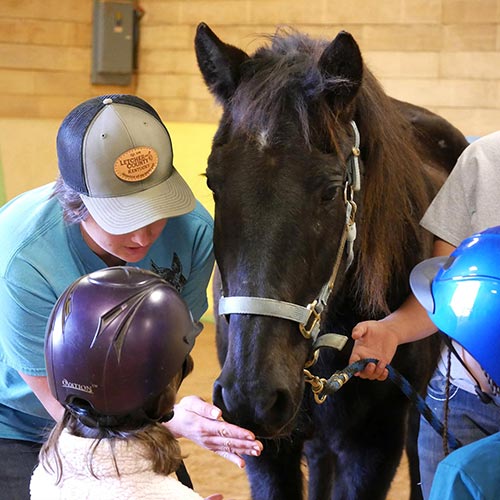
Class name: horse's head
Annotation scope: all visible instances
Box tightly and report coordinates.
[195,24,366,437]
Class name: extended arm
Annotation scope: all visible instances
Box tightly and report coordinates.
[349,239,455,380]
[18,373,64,421]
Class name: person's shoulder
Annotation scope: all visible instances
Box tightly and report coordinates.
[474,130,500,145]
[120,473,205,500]
[442,432,500,469]
[462,130,500,159]
[190,200,214,224]
[0,183,64,268]
[1,183,54,211]
[158,475,205,499]
[175,200,214,228]
[447,131,500,179]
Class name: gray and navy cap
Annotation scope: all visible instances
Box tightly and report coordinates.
[56,94,196,234]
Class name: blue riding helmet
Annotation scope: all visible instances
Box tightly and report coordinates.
[410,226,500,386]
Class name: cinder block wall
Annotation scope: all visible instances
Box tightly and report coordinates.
[1,0,500,136]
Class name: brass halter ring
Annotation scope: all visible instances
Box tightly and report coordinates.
[303,368,328,404]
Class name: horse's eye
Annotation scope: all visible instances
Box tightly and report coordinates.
[205,176,221,203]
[321,185,340,202]
[206,174,221,194]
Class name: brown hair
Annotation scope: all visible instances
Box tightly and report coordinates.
[51,175,89,224]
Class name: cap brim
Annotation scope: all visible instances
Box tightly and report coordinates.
[410,256,448,313]
[80,167,196,235]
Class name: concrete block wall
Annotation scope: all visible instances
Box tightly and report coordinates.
[1,0,500,136]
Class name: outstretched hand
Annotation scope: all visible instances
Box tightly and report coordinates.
[349,320,399,381]
[166,395,263,468]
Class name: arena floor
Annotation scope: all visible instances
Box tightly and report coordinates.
[178,321,410,500]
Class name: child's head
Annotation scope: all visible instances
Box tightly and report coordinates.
[41,266,201,478]
[45,266,200,428]
[410,225,500,387]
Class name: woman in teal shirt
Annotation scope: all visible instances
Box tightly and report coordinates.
[0,94,262,500]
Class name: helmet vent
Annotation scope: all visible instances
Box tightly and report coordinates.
[93,284,161,362]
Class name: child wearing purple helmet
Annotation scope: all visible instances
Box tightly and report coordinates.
[30,267,223,500]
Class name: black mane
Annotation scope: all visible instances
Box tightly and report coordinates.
[230,30,352,145]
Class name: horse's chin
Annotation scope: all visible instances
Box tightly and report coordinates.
[222,401,307,440]
[221,413,295,439]
[254,423,296,440]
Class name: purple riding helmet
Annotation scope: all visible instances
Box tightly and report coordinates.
[45,266,202,427]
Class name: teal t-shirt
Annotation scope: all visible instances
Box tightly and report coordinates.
[0,183,214,442]
[429,432,500,500]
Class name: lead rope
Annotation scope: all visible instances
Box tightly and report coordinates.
[304,357,462,452]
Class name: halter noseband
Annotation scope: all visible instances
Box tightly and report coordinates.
[218,120,361,354]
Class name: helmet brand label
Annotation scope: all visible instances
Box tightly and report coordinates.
[62,378,94,394]
[114,147,158,182]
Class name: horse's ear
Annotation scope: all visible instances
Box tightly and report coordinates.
[195,22,249,104]
[318,31,363,109]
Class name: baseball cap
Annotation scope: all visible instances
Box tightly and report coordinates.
[56,94,196,235]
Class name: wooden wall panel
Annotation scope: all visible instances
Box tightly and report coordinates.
[1,0,500,135]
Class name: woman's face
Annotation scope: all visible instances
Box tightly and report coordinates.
[80,215,167,266]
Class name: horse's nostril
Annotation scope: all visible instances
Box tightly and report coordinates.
[213,380,240,417]
[212,380,225,412]
[255,388,294,425]
[274,389,292,416]
[213,376,296,434]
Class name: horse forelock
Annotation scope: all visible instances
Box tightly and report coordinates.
[228,31,348,147]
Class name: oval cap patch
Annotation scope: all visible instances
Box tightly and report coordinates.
[114,147,158,182]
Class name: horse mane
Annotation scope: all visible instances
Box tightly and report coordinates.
[229,30,439,316]
[230,28,352,145]
[352,70,437,316]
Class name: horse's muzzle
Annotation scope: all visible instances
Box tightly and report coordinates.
[213,375,299,437]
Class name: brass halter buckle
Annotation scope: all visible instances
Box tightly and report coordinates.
[299,300,321,339]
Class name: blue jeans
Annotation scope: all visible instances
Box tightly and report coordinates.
[0,438,41,500]
[418,369,500,499]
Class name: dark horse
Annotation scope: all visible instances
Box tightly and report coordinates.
[195,23,468,500]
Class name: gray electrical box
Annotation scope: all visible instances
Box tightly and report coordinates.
[92,0,135,85]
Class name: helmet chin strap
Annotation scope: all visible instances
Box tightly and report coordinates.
[158,410,175,423]
[442,335,493,404]
[66,401,175,429]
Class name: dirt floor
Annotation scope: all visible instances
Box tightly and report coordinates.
[178,321,411,500]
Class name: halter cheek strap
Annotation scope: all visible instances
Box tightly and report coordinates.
[348,119,361,192]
